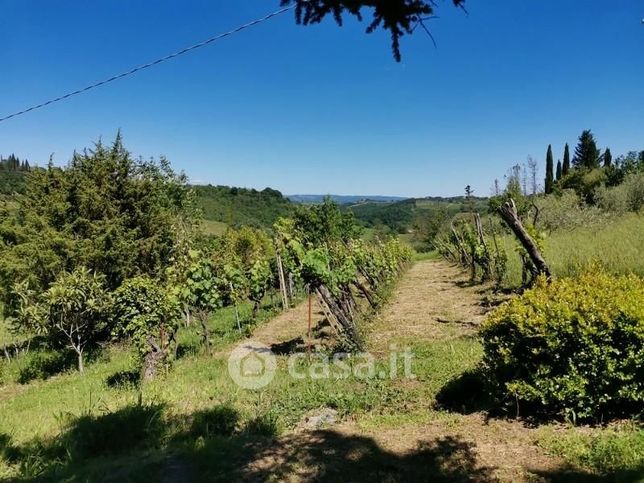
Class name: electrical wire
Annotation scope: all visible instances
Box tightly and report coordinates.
[0,5,294,123]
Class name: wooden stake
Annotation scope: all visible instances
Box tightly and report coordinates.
[276,253,289,311]
[307,286,312,356]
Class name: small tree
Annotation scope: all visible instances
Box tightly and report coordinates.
[112,277,180,379]
[562,143,571,176]
[544,146,554,194]
[41,268,110,372]
[603,147,613,168]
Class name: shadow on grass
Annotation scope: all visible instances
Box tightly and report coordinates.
[2,401,639,482]
[434,367,494,415]
[270,337,305,355]
[16,345,104,384]
[105,370,141,390]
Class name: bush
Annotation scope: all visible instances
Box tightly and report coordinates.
[535,190,607,232]
[596,172,644,214]
[481,270,644,421]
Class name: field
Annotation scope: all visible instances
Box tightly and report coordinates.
[501,213,644,288]
[1,260,642,481]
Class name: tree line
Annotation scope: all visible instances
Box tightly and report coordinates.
[0,135,410,378]
[543,129,642,198]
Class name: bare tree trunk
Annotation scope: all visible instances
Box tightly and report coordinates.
[198,312,211,355]
[252,299,261,319]
[142,350,163,380]
[498,199,551,282]
[76,349,84,373]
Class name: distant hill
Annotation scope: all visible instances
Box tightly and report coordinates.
[287,194,408,204]
[346,196,489,234]
[193,185,293,230]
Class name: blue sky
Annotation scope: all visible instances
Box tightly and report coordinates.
[1,1,643,197]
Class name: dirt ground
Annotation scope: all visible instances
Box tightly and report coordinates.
[239,260,567,482]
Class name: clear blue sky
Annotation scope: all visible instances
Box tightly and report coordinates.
[1,1,643,197]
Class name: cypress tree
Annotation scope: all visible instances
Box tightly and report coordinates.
[562,144,571,176]
[573,130,600,169]
[603,148,612,168]
[556,160,562,181]
[544,145,554,194]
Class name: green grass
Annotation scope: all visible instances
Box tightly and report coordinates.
[2,256,642,479]
[0,307,484,480]
[538,423,644,478]
[502,212,644,288]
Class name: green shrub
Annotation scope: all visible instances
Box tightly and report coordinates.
[535,190,608,232]
[481,271,644,421]
[596,172,644,214]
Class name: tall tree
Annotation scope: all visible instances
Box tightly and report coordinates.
[0,135,194,314]
[603,147,612,168]
[544,145,554,194]
[562,143,571,176]
[572,130,600,169]
[556,160,562,181]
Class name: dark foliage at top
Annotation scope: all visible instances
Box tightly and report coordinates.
[281,0,466,61]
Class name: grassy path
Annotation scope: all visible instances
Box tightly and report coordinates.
[239,260,564,481]
[3,260,617,481]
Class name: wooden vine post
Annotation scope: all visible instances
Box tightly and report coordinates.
[474,213,492,280]
[276,251,289,311]
[307,285,312,356]
[498,199,551,281]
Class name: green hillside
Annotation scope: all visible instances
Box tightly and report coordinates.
[193,185,293,229]
[346,197,488,232]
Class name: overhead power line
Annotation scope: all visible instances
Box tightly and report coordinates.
[0,5,295,123]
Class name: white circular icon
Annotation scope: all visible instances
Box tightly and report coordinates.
[228,341,276,390]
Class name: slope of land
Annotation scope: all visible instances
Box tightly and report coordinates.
[1,261,638,481]
[193,185,293,229]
